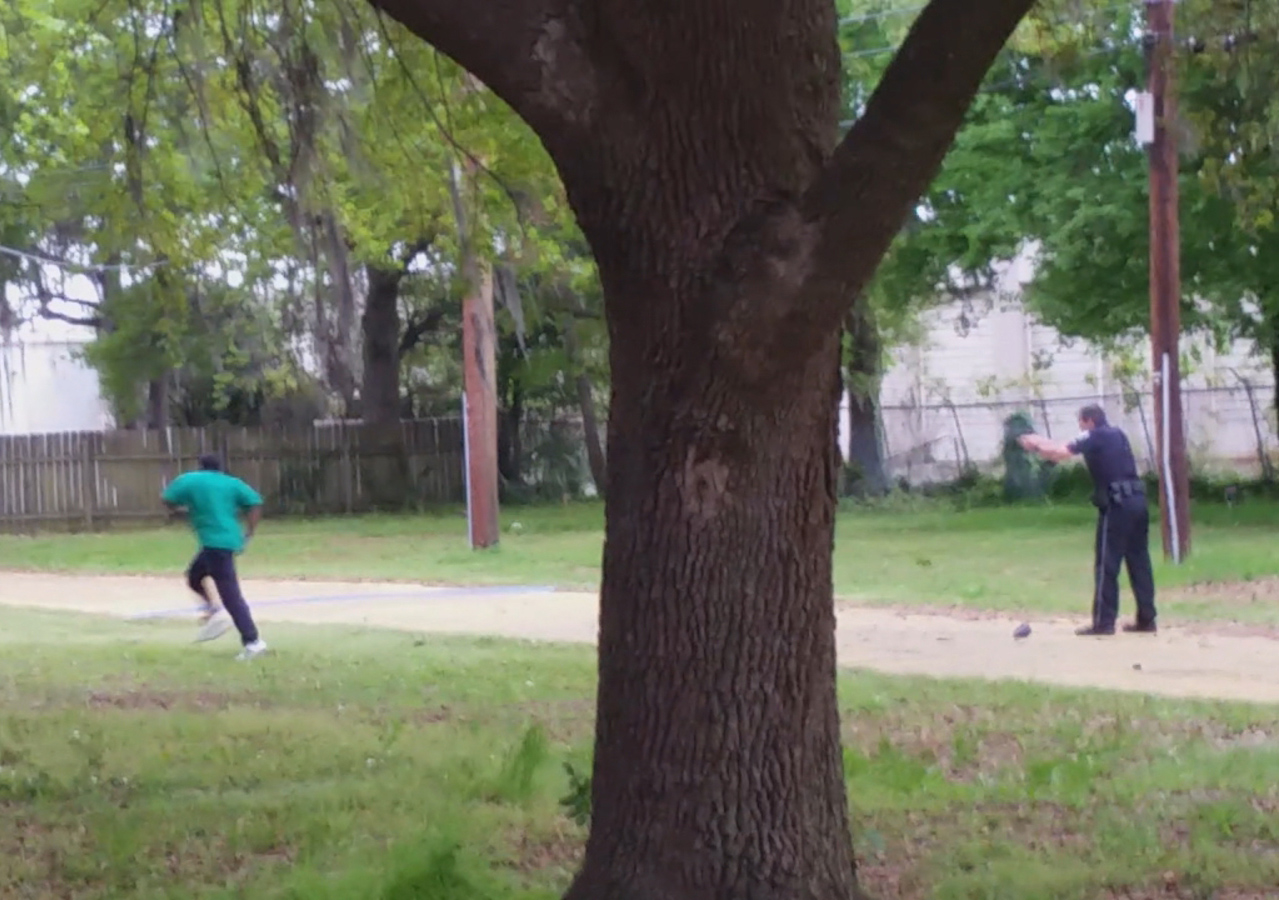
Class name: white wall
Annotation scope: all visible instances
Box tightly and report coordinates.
[1,320,113,436]
[843,279,1276,481]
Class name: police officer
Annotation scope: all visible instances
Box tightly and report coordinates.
[1018,404,1158,636]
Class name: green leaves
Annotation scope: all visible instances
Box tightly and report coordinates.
[2,0,582,424]
[843,0,1279,377]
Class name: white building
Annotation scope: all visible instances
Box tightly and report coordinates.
[0,318,112,436]
[840,252,1277,481]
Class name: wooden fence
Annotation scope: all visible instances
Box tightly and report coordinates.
[0,419,466,532]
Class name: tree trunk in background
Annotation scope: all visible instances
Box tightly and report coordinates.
[498,381,525,486]
[145,375,169,429]
[1270,324,1279,417]
[576,371,607,497]
[844,304,888,497]
[362,264,403,429]
[319,212,360,416]
[360,263,410,508]
[563,320,607,497]
[371,0,1035,895]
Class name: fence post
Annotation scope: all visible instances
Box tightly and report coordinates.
[80,436,96,531]
[342,423,355,514]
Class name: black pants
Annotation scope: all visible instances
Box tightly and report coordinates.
[187,548,259,645]
[1093,496,1157,630]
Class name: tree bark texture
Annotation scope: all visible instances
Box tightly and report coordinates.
[360,263,414,507]
[844,306,888,497]
[146,375,169,430]
[370,0,1035,897]
[319,212,360,415]
[362,263,404,430]
[498,377,526,486]
[1269,322,1279,416]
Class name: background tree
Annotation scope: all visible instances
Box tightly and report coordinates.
[870,0,1279,410]
[2,0,603,462]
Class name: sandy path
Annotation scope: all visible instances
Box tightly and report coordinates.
[2,571,1277,705]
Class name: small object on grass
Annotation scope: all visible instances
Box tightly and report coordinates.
[1013,623,1032,640]
[510,521,524,534]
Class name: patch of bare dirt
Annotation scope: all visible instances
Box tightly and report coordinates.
[501,818,584,884]
[1168,576,1279,605]
[504,698,595,743]
[1104,887,1279,899]
[83,688,256,712]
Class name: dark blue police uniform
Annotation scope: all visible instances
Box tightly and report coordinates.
[1067,424,1158,634]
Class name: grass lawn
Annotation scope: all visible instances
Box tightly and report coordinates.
[2,499,1277,624]
[2,607,1278,899]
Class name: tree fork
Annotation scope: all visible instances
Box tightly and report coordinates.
[368,0,1038,895]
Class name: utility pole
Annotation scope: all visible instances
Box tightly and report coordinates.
[1140,0,1191,562]
[451,161,500,549]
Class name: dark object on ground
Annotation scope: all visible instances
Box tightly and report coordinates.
[1013,623,1032,639]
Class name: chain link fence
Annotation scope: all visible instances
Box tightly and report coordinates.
[879,385,1278,487]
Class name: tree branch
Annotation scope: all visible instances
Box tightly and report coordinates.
[779,0,1037,352]
[399,307,448,355]
[366,0,597,140]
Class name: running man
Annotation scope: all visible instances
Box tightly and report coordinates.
[161,454,269,659]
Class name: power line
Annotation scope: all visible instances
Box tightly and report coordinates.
[0,244,168,274]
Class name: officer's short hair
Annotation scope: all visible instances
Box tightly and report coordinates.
[1078,404,1108,427]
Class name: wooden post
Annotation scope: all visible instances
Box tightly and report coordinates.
[462,265,500,548]
[1144,0,1192,561]
[450,160,500,549]
[80,435,96,531]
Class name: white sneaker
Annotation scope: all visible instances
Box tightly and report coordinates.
[236,639,269,661]
[195,610,233,643]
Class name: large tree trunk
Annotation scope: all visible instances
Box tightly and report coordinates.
[319,212,360,416]
[569,330,859,899]
[844,305,888,497]
[145,375,169,430]
[360,263,410,508]
[370,0,1034,896]
[362,264,403,429]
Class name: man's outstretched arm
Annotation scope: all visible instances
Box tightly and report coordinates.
[1018,433,1078,464]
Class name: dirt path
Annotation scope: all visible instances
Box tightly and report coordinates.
[3,571,1277,705]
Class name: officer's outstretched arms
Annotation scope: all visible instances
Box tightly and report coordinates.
[1018,433,1076,463]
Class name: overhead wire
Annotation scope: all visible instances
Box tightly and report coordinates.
[0,244,168,274]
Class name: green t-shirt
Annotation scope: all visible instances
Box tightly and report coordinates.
[161,470,263,552]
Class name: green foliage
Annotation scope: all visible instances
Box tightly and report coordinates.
[484,724,551,806]
[0,0,595,426]
[864,1,1279,380]
[558,761,592,827]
